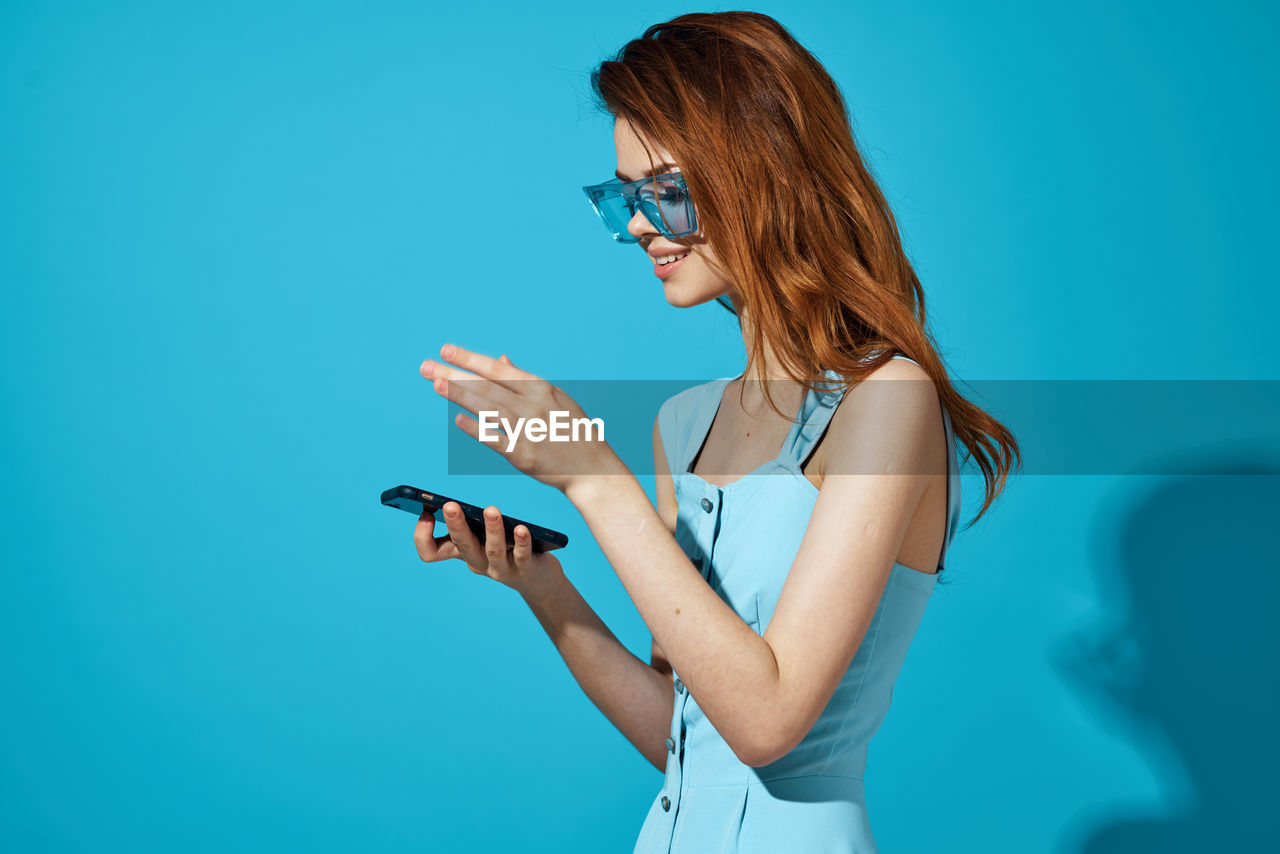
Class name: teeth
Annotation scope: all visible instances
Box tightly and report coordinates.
[655,252,690,265]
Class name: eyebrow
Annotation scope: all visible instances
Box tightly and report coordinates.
[614,162,678,182]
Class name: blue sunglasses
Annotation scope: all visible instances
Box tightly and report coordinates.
[582,170,699,244]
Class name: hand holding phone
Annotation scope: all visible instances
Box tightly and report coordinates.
[381,485,569,553]
[384,484,570,598]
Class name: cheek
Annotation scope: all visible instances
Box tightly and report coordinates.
[689,252,729,287]
[665,256,730,302]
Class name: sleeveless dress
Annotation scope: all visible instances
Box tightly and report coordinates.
[632,354,963,854]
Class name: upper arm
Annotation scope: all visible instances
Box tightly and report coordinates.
[650,412,679,677]
[652,411,678,534]
[759,360,942,762]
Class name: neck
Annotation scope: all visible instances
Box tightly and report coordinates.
[731,292,793,383]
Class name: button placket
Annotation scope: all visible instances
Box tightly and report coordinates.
[658,477,720,846]
[660,659,691,834]
[699,488,715,579]
[696,484,722,587]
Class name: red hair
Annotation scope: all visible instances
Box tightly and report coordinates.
[589,10,1020,524]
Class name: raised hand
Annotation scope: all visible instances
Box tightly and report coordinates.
[420,344,625,493]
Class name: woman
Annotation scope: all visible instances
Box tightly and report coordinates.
[416,11,1020,852]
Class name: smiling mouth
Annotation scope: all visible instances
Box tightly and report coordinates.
[652,251,690,266]
[652,251,690,280]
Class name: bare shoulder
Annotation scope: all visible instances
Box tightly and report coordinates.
[863,354,933,383]
[813,358,942,478]
[836,356,939,424]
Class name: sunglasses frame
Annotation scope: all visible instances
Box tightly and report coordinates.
[581,170,699,244]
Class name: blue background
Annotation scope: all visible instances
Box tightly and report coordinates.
[3,1,1276,851]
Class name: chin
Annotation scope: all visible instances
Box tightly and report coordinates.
[660,270,729,308]
[662,282,722,309]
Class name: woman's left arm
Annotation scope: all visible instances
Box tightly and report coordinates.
[423,346,940,768]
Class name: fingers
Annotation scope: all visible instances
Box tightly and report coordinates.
[443,373,518,418]
[454,411,480,441]
[511,524,533,569]
[436,343,540,391]
[421,361,521,416]
[481,505,510,566]
[440,501,482,562]
[453,411,510,461]
[414,509,460,562]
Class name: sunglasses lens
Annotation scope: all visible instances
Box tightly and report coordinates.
[641,176,697,238]
[583,174,698,243]
[586,190,641,243]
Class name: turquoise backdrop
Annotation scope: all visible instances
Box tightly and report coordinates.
[3,1,1276,851]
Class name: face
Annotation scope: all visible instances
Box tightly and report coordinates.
[613,117,735,309]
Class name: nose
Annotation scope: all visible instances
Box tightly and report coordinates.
[625,204,657,242]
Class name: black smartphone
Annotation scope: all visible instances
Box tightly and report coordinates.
[380,484,569,553]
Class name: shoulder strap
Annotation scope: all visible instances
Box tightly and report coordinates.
[780,350,895,466]
[778,369,848,467]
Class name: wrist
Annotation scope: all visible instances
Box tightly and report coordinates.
[519,563,570,612]
[562,450,632,506]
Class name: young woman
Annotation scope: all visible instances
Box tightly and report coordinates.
[416,11,1019,853]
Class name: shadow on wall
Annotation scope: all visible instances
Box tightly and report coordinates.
[1053,451,1279,853]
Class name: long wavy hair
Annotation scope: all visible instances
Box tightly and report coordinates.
[588,10,1020,527]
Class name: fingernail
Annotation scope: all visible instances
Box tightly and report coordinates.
[441,344,456,359]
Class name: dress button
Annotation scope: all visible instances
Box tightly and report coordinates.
[666,736,675,753]
[661,796,671,812]
[674,678,684,694]
[701,497,714,513]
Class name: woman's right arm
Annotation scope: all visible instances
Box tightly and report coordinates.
[520,572,674,772]
[417,413,681,772]
[517,413,680,773]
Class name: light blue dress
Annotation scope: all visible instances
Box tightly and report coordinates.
[632,355,962,854]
